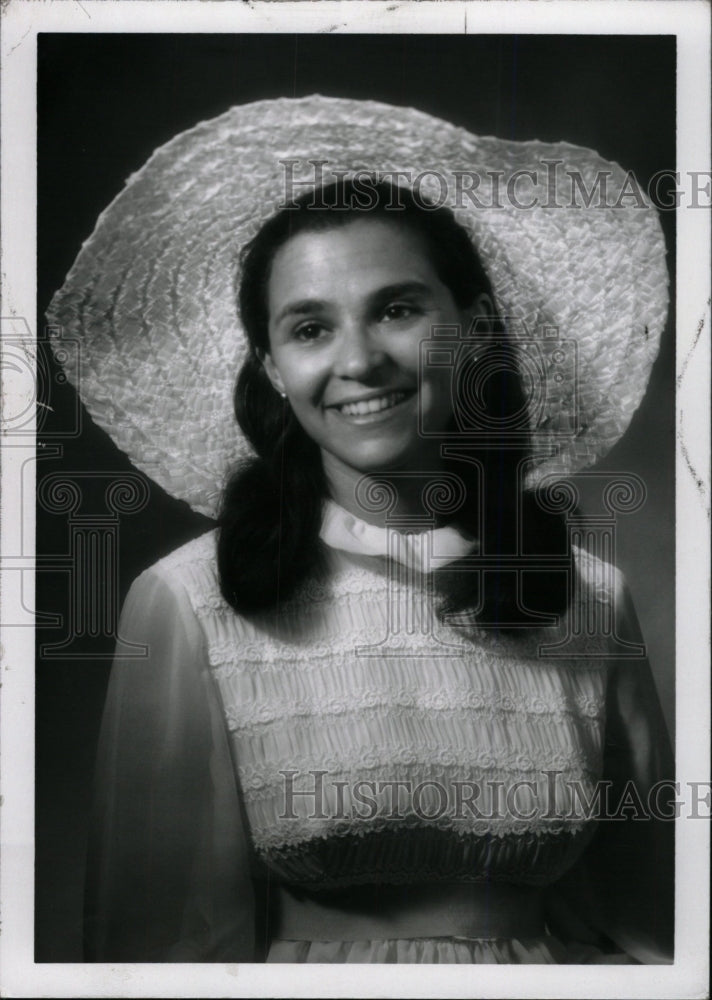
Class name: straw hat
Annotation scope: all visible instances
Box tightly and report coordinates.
[47,95,668,518]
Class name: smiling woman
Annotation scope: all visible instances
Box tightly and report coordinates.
[220,180,570,626]
[46,96,674,964]
[263,221,461,475]
[265,220,457,473]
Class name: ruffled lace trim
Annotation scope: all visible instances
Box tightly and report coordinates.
[219,684,604,729]
[254,815,592,850]
[207,632,612,671]
[255,817,591,849]
[236,746,600,795]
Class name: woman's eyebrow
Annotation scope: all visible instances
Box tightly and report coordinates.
[273,298,330,325]
[273,282,434,326]
[369,282,433,306]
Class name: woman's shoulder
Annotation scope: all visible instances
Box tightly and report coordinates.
[572,543,627,604]
[129,528,222,610]
[149,528,219,577]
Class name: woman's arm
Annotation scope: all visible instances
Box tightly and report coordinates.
[589,575,674,961]
[546,572,675,963]
[84,564,256,961]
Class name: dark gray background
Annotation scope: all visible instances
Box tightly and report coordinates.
[36,33,675,961]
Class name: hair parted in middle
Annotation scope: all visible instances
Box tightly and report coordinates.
[218,178,572,630]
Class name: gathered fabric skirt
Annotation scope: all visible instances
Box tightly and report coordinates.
[267,935,635,963]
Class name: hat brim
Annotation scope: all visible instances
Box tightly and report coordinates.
[47,95,668,518]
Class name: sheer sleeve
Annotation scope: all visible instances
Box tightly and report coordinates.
[545,571,675,963]
[84,565,256,962]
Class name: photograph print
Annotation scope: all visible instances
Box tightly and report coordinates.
[33,28,679,972]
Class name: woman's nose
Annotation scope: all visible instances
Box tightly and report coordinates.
[332,327,387,380]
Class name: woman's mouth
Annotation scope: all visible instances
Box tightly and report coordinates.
[332,391,413,418]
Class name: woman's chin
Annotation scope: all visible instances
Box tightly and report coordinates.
[323,442,444,480]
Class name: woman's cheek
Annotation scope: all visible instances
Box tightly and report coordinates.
[283,350,332,402]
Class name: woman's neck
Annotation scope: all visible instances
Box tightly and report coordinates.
[323,453,457,530]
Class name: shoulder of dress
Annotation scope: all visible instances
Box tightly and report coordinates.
[148,529,219,577]
[572,544,626,603]
[138,529,223,612]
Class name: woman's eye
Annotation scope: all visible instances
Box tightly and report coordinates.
[293,322,326,342]
[382,303,417,322]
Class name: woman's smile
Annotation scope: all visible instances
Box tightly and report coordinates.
[326,389,416,420]
[262,218,467,486]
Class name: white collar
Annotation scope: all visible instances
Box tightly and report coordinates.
[319,499,478,573]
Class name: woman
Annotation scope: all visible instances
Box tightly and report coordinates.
[48,96,673,964]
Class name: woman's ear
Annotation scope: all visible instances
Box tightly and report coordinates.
[464,292,497,340]
[260,351,287,397]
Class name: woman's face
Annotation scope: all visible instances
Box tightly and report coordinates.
[263,218,476,486]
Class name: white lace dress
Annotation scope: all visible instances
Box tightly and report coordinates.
[84,503,674,963]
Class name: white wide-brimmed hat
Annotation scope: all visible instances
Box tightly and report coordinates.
[47,95,668,518]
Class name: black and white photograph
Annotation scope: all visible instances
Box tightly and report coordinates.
[0,2,709,997]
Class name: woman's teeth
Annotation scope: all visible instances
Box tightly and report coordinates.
[337,392,408,417]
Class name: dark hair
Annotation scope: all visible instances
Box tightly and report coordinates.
[218,179,570,628]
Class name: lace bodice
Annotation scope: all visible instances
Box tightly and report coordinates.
[154,525,616,890]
